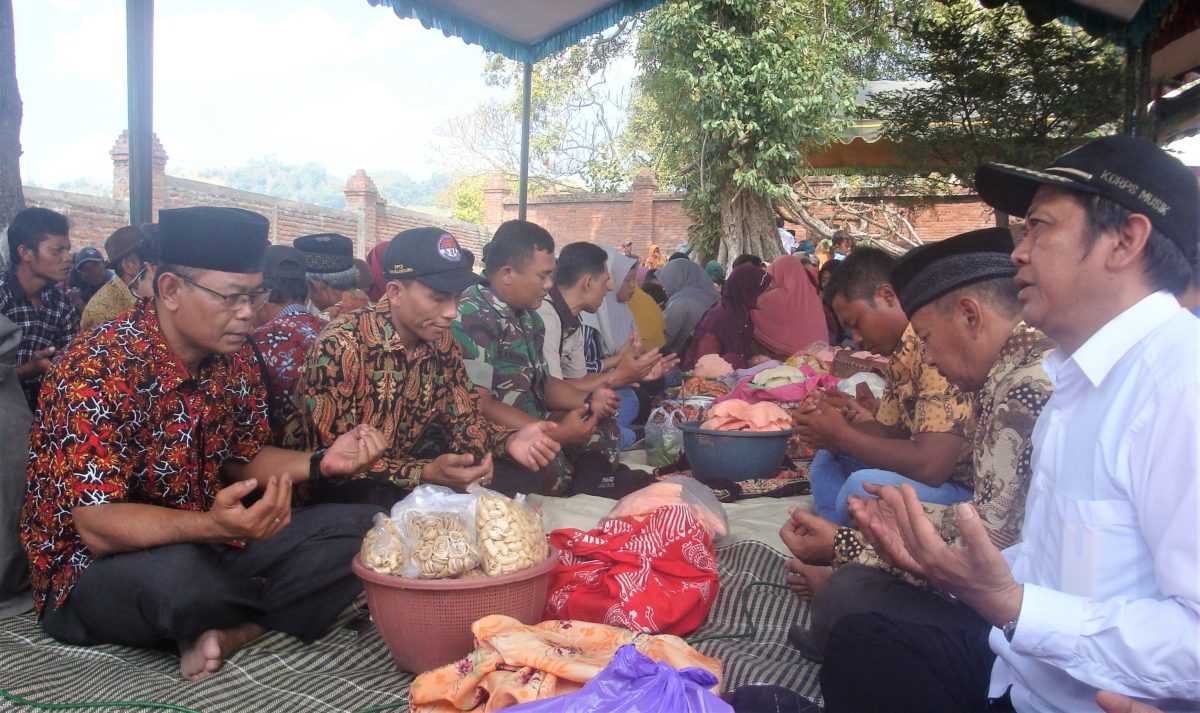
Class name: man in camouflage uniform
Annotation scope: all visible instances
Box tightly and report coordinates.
[453,220,623,496]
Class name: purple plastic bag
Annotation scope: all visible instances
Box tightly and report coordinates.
[506,644,732,713]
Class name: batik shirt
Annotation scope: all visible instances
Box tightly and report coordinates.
[452,283,549,419]
[0,270,80,409]
[875,323,976,489]
[20,300,269,614]
[79,275,136,332]
[250,303,326,447]
[833,322,1055,582]
[297,299,513,491]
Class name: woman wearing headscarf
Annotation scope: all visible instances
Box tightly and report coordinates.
[658,259,719,357]
[364,240,390,302]
[705,260,726,289]
[636,244,666,284]
[581,247,654,448]
[683,263,772,370]
[751,254,828,359]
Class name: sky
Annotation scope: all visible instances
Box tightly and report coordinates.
[13,0,508,187]
[11,0,1200,190]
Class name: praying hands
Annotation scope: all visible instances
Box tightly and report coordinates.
[848,482,1023,629]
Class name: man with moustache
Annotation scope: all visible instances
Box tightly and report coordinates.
[821,136,1200,712]
[21,207,388,682]
[0,207,79,409]
[296,227,561,508]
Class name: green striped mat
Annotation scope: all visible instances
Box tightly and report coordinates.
[0,540,819,712]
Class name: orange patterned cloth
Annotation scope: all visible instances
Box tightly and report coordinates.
[410,615,722,712]
[678,376,730,399]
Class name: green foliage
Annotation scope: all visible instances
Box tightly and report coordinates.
[866,0,1125,192]
[436,174,487,224]
[634,0,878,255]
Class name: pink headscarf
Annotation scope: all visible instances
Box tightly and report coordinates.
[752,255,827,357]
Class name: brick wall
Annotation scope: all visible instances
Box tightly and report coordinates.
[24,187,129,254]
[485,171,997,255]
[487,170,692,257]
[27,132,996,266]
[23,132,491,262]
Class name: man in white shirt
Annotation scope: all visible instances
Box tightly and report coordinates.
[820,135,1199,712]
[777,217,798,255]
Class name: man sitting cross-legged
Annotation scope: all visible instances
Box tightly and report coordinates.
[20,207,387,682]
[779,228,1054,661]
[536,241,676,449]
[785,248,976,594]
[822,135,1199,713]
[295,228,561,508]
[453,220,626,497]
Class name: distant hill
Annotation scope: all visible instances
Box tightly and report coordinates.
[191,158,453,210]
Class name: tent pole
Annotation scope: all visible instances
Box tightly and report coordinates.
[126,0,153,225]
[518,60,532,220]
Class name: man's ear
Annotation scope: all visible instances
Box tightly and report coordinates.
[876,282,899,307]
[1108,212,1154,272]
[384,280,403,301]
[156,271,184,312]
[959,295,983,336]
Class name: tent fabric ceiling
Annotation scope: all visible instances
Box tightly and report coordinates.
[367,0,662,63]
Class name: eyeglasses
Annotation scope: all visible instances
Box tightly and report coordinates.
[131,263,149,286]
[175,273,270,311]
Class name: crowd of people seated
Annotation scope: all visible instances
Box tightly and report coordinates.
[0,135,1195,713]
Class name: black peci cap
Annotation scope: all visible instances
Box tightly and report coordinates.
[159,207,269,274]
[890,227,1017,318]
[293,233,354,274]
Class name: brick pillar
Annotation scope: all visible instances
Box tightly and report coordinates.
[151,135,168,219]
[111,131,169,221]
[343,169,380,259]
[483,174,509,229]
[111,131,130,205]
[629,168,656,255]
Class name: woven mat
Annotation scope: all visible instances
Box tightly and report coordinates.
[0,541,818,712]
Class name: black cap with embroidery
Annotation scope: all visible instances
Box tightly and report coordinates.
[382,227,477,294]
[293,233,354,274]
[159,207,269,274]
[890,227,1016,318]
[975,135,1199,264]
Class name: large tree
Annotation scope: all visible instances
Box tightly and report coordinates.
[866,0,1125,198]
[0,0,23,250]
[440,19,645,193]
[635,0,889,265]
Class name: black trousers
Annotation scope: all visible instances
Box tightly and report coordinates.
[820,587,1002,713]
[41,504,381,648]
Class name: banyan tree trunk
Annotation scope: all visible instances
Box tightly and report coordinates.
[718,185,781,270]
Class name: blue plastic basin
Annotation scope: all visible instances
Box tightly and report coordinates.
[678,420,793,483]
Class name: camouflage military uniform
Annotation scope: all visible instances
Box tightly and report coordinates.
[452,282,618,495]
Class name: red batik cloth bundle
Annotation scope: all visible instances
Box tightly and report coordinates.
[544,504,719,637]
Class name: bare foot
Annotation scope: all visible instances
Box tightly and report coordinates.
[778,507,837,564]
[784,559,833,599]
[179,623,265,682]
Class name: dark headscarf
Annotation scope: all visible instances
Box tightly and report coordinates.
[686,263,772,369]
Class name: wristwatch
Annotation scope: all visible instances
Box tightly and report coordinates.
[1002,617,1019,642]
[309,448,328,482]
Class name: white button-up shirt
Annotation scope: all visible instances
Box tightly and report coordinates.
[988,292,1200,712]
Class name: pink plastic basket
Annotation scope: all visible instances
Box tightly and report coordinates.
[352,547,559,674]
